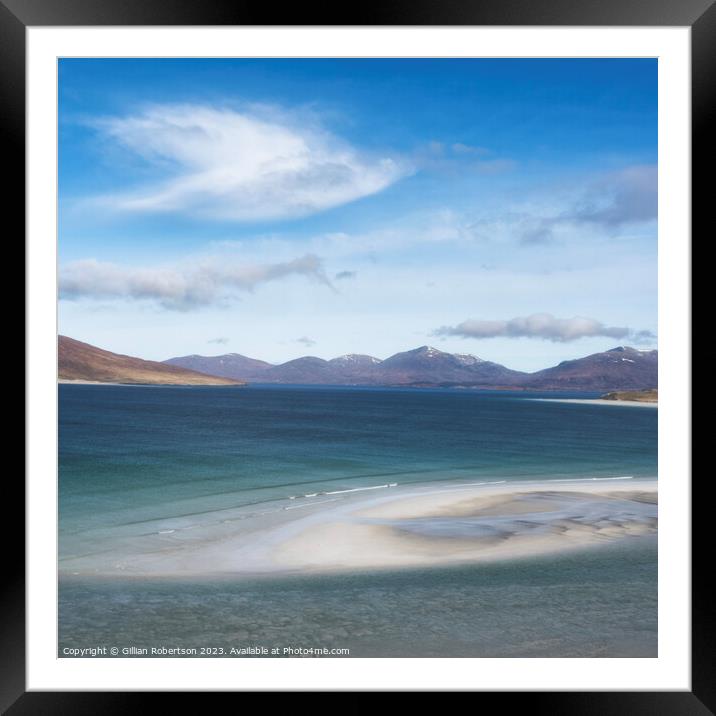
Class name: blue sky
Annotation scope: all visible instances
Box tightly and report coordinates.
[58,58,657,371]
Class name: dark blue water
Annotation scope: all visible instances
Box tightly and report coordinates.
[59,384,656,529]
[58,384,657,657]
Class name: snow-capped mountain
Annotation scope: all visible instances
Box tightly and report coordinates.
[522,346,658,390]
[163,344,658,390]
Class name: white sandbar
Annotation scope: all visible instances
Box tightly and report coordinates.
[529,398,657,408]
[60,478,657,578]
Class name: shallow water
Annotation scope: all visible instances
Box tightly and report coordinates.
[59,539,657,658]
[58,384,657,657]
[375,490,657,540]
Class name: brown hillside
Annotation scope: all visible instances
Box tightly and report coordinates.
[58,336,243,386]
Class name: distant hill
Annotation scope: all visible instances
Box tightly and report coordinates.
[59,336,243,386]
[376,346,526,386]
[164,344,657,390]
[165,345,526,386]
[164,353,272,381]
[601,388,658,403]
[61,337,658,389]
[261,356,350,384]
[522,346,658,391]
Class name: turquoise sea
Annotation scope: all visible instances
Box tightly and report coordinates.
[59,384,658,657]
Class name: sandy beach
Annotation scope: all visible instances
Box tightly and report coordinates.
[270,479,657,573]
[60,477,657,578]
[529,398,658,408]
[59,379,125,385]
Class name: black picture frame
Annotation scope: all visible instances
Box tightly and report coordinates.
[6,0,705,710]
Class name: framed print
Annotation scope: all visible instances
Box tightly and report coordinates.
[7,0,707,710]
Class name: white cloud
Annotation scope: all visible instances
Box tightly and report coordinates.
[59,254,333,311]
[434,313,653,343]
[418,141,514,175]
[450,143,490,156]
[90,104,410,221]
[572,164,657,227]
[518,164,657,244]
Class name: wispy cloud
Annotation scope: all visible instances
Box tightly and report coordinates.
[88,103,410,222]
[293,336,316,347]
[419,141,515,175]
[59,253,333,311]
[435,313,655,343]
[208,337,229,345]
[334,270,356,280]
[450,142,490,156]
[630,329,659,345]
[520,164,657,244]
[571,164,657,227]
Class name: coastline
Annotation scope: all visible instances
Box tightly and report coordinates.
[58,381,658,403]
[59,379,125,385]
[60,477,657,579]
[58,379,243,387]
[529,398,658,408]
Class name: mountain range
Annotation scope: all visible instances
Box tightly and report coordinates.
[58,336,242,385]
[164,344,658,391]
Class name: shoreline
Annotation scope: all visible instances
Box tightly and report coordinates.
[58,379,242,387]
[58,380,658,403]
[529,398,657,408]
[59,379,125,385]
[60,477,657,580]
